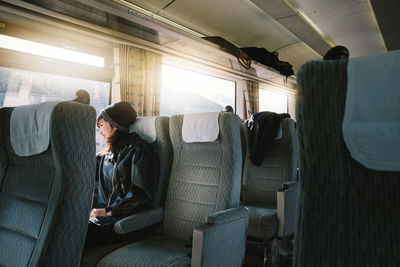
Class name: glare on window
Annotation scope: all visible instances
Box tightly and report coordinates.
[0,34,104,68]
[0,66,110,153]
[161,64,235,116]
[259,89,288,113]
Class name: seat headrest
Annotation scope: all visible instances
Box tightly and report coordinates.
[343,50,400,171]
[10,101,61,156]
[130,116,157,143]
[182,112,219,143]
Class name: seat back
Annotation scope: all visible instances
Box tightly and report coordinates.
[163,112,242,240]
[130,116,173,207]
[242,118,297,207]
[294,59,400,267]
[0,102,96,267]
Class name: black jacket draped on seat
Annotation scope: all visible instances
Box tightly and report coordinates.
[246,111,290,166]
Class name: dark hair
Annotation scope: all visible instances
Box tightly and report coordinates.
[107,127,124,148]
[73,89,90,104]
[97,116,127,153]
[225,105,234,112]
[323,45,349,60]
[96,114,105,128]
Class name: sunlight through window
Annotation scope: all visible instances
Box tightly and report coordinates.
[0,34,104,68]
[161,64,235,116]
[259,89,288,113]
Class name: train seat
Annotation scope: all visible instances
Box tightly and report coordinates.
[241,117,298,266]
[97,112,248,267]
[81,116,173,266]
[294,53,400,267]
[0,101,96,267]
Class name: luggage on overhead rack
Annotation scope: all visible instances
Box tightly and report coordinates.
[241,47,294,77]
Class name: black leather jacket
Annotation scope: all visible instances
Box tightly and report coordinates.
[96,132,159,218]
[246,111,290,166]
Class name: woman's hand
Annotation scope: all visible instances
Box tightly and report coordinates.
[90,208,110,218]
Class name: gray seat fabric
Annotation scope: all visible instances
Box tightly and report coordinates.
[148,117,173,208]
[242,118,298,239]
[98,112,248,267]
[0,102,96,267]
[98,235,191,267]
[294,59,400,267]
[163,113,243,239]
[81,116,172,266]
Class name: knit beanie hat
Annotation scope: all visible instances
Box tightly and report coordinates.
[97,102,137,133]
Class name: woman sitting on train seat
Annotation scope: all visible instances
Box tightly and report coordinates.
[85,101,159,248]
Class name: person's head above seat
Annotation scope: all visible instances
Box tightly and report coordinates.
[96,102,137,147]
[73,89,91,105]
[323,45,350,60]
[225,105,234,113]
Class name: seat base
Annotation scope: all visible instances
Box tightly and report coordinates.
[80,225,158,267]
[245,205,277,239]
[97,235,192,267]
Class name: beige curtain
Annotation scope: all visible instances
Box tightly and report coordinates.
[114,44,162,116]
[244,80,259,119]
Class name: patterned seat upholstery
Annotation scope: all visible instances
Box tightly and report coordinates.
[242,118,298,239]
[98,112,248,267]
[0,102,96,267]
[294,59,400,267]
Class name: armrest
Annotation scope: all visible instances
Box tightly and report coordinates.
[206,206,248,224]
[191,207,249,267]
[277,181,298,238]
[113,207,163,234]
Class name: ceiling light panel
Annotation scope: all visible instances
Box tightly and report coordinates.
[288,0,386,56]
[137,0,299,50]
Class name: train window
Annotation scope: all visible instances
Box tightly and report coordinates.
[259,89,288,113]
[160,64,235,116]
[0,66,110,153]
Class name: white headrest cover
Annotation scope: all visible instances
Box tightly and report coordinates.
[10,101,61,156]
[343,50,400,171]
[182,112,219,143]
[130,116,157,143]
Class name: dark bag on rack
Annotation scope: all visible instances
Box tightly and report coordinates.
[240,47,294,77]
[274,60,294,77]
[202,36,252,69]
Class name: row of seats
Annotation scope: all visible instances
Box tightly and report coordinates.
[98,52,400,267]
[88,112,298,266]
[3,53,399,267]
[0,102,297,267]
[94,52,400,267]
